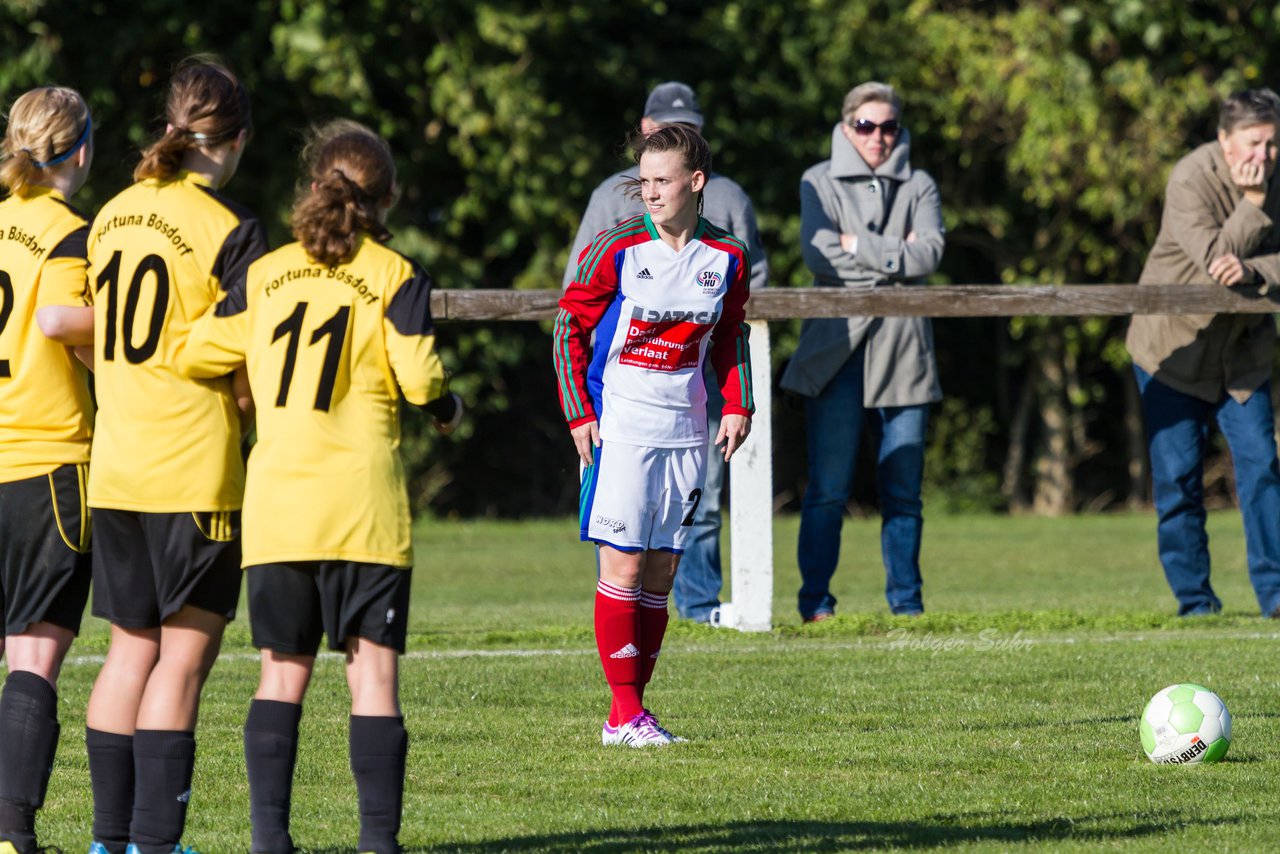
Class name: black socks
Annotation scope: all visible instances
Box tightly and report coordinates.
[350,715,407,854]
[244,699,302,854]
[0,671,60,852]
[129,729,196,854]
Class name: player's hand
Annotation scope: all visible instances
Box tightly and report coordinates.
[571,420,600,467]
[716,414,752,462]
[232,367,255,433]
[1209,254,1248,286]
[840,233,858,255]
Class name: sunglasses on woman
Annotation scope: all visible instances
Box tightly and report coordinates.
[850,118,900,136]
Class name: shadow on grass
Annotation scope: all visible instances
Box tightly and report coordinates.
[301,811,1244,853]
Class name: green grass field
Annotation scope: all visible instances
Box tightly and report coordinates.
[27,511,1280,852]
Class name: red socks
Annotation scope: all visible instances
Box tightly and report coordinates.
[597,580,674,727]
[595,580,643,725]
[638,589,669,695]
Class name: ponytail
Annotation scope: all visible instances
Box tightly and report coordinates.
[291,121,396,267]
[0,149,40,197]
[134,125,196,183]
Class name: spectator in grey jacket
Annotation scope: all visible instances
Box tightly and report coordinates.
[780,82,944,621]
[564,81,769,624]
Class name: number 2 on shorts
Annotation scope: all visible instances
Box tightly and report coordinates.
[681,488,703,527]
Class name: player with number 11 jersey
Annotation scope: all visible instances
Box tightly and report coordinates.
[180,220,449,567]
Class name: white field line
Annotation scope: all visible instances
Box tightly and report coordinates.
[51,628,1280,669]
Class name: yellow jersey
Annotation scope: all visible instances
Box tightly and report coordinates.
[0,188,94,482]
[87,172,267,511]
[180,236,448,567]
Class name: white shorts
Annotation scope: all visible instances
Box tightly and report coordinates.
[579,441,707,553]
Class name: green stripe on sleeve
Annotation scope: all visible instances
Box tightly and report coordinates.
[553,310,585,419]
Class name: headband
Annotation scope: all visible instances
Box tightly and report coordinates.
[33,114,92,169]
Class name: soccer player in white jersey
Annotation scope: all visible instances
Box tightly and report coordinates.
[554,125,754,747]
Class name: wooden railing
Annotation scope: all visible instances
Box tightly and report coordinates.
[430,284,1280,321]
[431,284,1280,630]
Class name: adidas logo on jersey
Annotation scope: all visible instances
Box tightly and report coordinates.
[636,267,653,280]
[610,643,640,659]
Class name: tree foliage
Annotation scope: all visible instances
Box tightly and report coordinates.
[3,0,1275,515]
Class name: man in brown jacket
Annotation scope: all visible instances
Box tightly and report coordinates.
[1127,88,1280,617]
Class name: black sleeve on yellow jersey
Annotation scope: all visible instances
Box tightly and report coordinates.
[384,264,434,336]
[212,217,269,318]
[48,225,89,260]
[421,390,458,421]
[49,196,88,221]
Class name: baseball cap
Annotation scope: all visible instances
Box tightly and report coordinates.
[644,82,704,127]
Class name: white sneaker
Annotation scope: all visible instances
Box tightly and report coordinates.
[617,712,672,748]
[642,709,687,743]
[601,721,623,746]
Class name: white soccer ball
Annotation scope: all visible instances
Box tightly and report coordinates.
[1140,683,1231,764]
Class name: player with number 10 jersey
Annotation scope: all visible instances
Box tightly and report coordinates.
[82,57,266,854]
[86,148,263,513]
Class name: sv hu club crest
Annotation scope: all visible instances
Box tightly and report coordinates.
[696,270,723,292]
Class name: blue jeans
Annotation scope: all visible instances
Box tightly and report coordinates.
[797,347,929,618]
[672,365,725,622]
[1135,366,1280,616]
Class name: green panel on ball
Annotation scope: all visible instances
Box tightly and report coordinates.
[1202,737,1230,763]
[1140,718,1156,754]
[1167,685,1196,704]
[1183,683,1211,694]
[1169,701,1204,734]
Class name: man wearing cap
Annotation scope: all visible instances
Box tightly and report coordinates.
[563,81,769,624]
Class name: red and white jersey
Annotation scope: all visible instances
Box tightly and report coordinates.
[554,213,753,448]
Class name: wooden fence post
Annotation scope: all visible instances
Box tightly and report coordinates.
[721,319,774,632]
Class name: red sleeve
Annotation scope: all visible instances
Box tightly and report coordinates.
[708,247,754,418]
[553,238,621,429]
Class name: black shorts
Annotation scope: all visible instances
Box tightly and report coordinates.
[247,561,411,656]
[0,464,92,636]
[91,508,242,628]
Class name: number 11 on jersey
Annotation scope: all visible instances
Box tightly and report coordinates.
[271,301,351,412]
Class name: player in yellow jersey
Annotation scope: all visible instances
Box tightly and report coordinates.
[0,85,95,854]
[82,58,267,854]
[180,120,460,854]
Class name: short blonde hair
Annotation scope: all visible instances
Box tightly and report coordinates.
[841,82,900,123]
[1,86,90,197]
